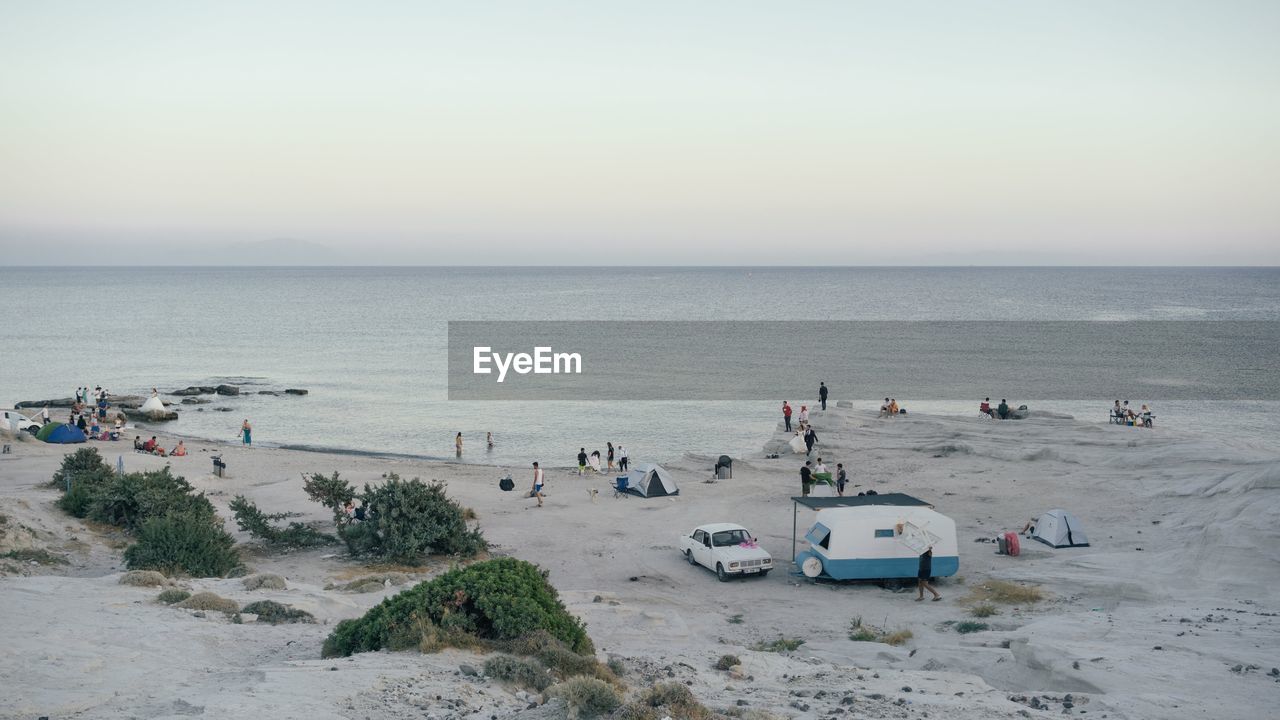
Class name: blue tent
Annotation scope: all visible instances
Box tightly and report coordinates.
[44,424,87,444]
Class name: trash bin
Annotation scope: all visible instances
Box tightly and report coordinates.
[715,455,732,479]
[212,455,226,478]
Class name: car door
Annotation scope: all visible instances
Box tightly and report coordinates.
[693,530,713,568]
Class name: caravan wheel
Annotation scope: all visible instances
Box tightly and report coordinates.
[716,563,729,582]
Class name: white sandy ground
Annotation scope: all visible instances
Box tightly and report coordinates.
[1,407,1278,720]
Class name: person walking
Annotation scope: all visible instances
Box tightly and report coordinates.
[800,461,814,497]
[487,431,494,448]
[782,401,793,433]
[577,447,588,476]
[241,419,252,446]
[804,426,818,455]
[916,545,942,601]
[40,405,50,425]
[456,432,463,456]
[835,462,848,496]
[607,442,615,472]
[617,445,629,472]
[531,461,545,507]
[818,382,828,411]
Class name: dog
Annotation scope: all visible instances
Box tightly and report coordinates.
[586,487,599,503]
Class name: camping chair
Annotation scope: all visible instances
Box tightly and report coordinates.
[612,475,630,498]
[1109,410,1126,425]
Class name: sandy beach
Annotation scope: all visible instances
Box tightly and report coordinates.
[2,405,1277,720]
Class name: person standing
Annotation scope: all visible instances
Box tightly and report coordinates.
[798,405,809,428]
[241,419,252,446]
[818,382,828,411]
[40,405,50,426]
[800,461,814,497]
[487,431,494,448]
[804,426,818,455]
[577,447,588,476]
[835,463,848,497]
[997,399,1009,420]
[531,461,545,507]
[916,545,942,601]
[607,442,615,472]
[617,445,629,472]
[456,432,463,456]
[782,401,792,433]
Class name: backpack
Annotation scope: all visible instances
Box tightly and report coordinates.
[499,475,515,492]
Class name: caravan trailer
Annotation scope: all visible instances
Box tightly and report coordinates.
[794,505,959,581]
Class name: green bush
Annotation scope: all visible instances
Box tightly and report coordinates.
[123,513,240,577]
[241,600,315,624]
[714,654,740,670]
[53,448,115,517]
[229,495,334,548]
[322,558,590,658]
[176,591,240,614]
[751,636,805,652]
[483,654,553,691]
[339,474,486,562]
[157,588,192,604]
[302,471,356,522]
[954,621,989,634]
[87,468,216,532]
[544,677,621,718]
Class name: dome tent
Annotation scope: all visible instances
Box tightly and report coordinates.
[37,422,86,444]
[1030,509,1090,548]
[625,463,679,498]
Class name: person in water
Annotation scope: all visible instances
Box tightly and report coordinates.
[997,399,1010,420]
[456,432,463,455]
[916,545,942,601]
[241,419,252,446]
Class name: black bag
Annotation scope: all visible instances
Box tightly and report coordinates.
[499,475,514,492]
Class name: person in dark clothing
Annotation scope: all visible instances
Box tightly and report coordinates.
[818,382,828,411]
[835,463,847,496]
[916,546,942,601]
[799,461,813,497]
[577,448,588,476]
[782,401,792,433]
[997,399,1010,420]
[804,427,817,454]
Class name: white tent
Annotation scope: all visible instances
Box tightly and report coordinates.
[1031,509,1090,548]
[625,463,679,498]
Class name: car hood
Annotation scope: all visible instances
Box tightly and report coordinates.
[716,545,771,561]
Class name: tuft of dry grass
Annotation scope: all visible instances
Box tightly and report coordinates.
[881,629,914,646]
[156,588,191,604]
[325,572,411,593]
[2,548,69,566]
[119,570,169,587]
[970,603,999,618]
[242,573,287,591]
[177,591,240,614]
[848,618,912,646]
[751,636,805,653]
[714,654,741,670]
[964,579,1044,605]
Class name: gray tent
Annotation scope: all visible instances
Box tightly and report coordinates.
[1030,509,1090,548]
[625,463,679,498]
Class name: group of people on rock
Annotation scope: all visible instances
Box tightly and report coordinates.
[65,385,127,441]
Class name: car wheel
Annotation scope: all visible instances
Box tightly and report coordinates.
[685,550,696,566]
[716,563,729,582]
[25,426,38,435]
[760,570,770,578]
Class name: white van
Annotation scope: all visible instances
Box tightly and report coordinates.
[1,410,41,435]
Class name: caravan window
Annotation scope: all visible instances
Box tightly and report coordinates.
[805,523,831,550]
[874,528,895,538]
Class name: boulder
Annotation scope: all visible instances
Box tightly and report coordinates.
[257,391,281,396]
[283,388,309,396]
[15,398,76,409]
[215,385,240,396]
[143,409,179,422]
[107,395,148,410]
[181,397,210,405]
[214,407,234,412]
[170,387,211,396]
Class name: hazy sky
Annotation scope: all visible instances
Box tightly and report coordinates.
[1,1,1277,265]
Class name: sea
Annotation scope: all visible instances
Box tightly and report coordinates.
[2,267,1278,468]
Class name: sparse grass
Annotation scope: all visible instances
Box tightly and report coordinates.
[240,600,315,624]
[462,507,478,520]
[964,580,1044,605]
[119,570,169,587]
[617,682,715,720]
[970,603,999,618]
[242,573,287,591]
[848,618,913,646]
[156,588,192,604]
[176,591,240,614]
[606,657,626,677]
[714,654,741,670]
[484,654,553,691]
[751,636,805,653]
[325,572,410,593]
[2,548,68,565]
[544,677,621,718]
[727,613,743,624]
[954,621,989,634]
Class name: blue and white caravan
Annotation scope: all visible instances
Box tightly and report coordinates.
[795,504,959,581]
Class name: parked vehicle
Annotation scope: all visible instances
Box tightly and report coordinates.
[794,505,959,581]
[678,523,773,581]
[1,410,40,435]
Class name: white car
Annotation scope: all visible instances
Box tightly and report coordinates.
[1,410,40,435]
[679,523,773,581]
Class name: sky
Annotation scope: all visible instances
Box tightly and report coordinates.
[1,1,1278,265]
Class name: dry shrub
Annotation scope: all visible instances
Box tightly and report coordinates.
[616,682,714,720]
[544,677,621,718]
[965,580,1044,605]
[881,629,914,646]
[3,548,69,565]
[177,591,240,614]
[242,573,287,591]
[326,573,410,593]
[157,588,191,604]
[750,636,804,652]
[119,570,169,587]
[483,654,553,691]
[241,600,314,624]
[848,618,912,646]
[970,603,999,618]
[714,654,740,670]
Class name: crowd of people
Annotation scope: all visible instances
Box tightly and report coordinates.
[1111,400,1154,427]
[64,385,126,441]
[576,442,628,475]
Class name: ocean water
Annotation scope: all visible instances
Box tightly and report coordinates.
[2,267,1278,467]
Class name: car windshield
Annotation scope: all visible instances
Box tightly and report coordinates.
[712,529,748,547]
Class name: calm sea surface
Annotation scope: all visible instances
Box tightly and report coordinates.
[2,267,1278,466]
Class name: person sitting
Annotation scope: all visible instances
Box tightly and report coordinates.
[879,398,891,417]
[888,398,900,416]
[997,399,1010,419]
[90,419,101,437]
[353,503,367,522]
[342,500,357,523]
[142,436,156,453]
[1122,400,1136,421]
[1111,400,1124,423]
[171,441,187,456]
[1141,404,1153,428]
[133,435,144,451]
[979,397,993,417]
